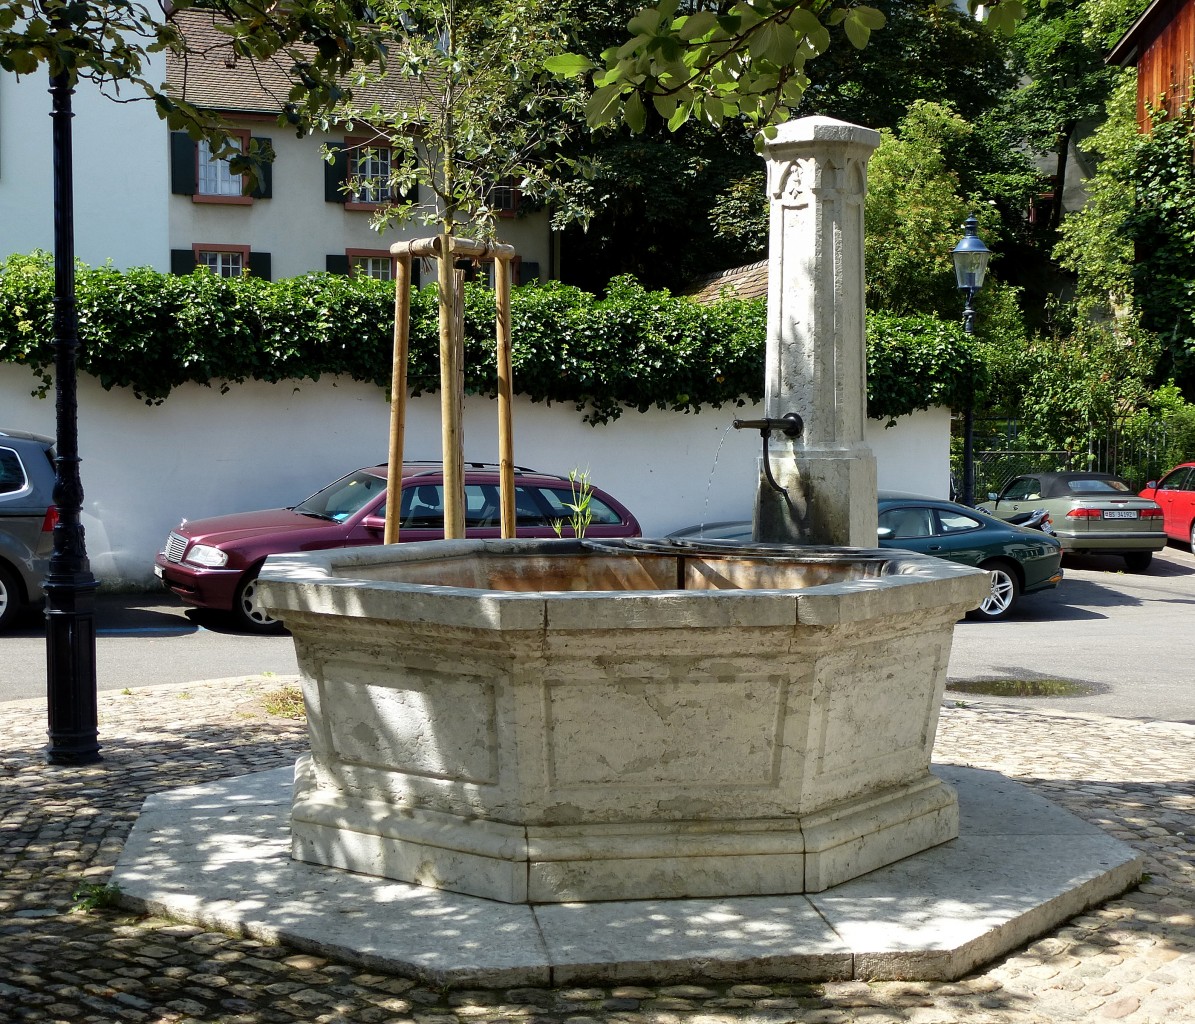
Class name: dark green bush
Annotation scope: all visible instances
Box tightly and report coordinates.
[0,253,978,424]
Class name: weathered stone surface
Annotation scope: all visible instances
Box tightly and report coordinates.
[261,539,986,903]
[755,116,881,548]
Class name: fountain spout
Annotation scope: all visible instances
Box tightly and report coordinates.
[734,413,804,513]
[731,412,804,439]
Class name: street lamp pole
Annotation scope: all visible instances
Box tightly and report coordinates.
[44,67,101,765]
[951,215,991,508]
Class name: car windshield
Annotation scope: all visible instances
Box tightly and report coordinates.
[294,471,386,521]
[1068,478,1131,494]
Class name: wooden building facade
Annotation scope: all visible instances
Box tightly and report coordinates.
[1111,0,1195,129]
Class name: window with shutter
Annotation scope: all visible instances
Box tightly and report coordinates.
[190,244,250,278]
[327,137,415,209]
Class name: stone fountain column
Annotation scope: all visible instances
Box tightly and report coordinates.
[755,117,881,547]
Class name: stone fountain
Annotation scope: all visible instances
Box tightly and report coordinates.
[112,117,1141,984]
[257,117,989,904]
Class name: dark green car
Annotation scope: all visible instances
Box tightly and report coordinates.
[669,491,1065,621]
[878,491,1063,620]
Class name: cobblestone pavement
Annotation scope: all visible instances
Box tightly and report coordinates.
[2,678,1193,1024]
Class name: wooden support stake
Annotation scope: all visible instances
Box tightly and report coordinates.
[384,252,413,544]
[391,234,519,543]
[438,232,466,539]
[494,254,516,538]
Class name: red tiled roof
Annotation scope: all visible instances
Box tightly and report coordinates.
[165,9,424,116]
[685,260,768,304]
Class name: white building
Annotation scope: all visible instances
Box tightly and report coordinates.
[0,10,554,282]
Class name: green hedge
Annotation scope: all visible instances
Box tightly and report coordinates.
[0,253,979,424]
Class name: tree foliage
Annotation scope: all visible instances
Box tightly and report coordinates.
[1055,69,1195,394]
[549,0,1031,137]
[796,0,1016,131]
[1053,72,1138,314]
[985,306,1160,454]
[1001,0,1130,234]
[1123,104,1195,392]
[865,102,989,318]
[559,124,762,292]
[332,0,592,238]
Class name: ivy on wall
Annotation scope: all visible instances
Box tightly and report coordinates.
[0,253,978,424]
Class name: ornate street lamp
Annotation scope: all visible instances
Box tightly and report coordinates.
[43,66,101,765]
[951,214,991,507]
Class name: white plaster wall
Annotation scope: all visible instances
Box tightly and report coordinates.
[1,363,949,585]
[169,121,554,280]
[0,64,170,270]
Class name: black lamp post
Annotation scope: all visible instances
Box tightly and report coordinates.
[44,66,102,765]
[951,214,991,508]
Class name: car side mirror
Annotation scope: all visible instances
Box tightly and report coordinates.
[877,526,894,540]
[987,492,998,502]
[1145,481,1157,490]
[362,515,386,532]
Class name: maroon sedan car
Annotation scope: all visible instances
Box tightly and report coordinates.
[155,462,640,631]
[1139,462,1195,548]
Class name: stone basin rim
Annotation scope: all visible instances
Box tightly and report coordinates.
[259,535,986,591]
[257,536,991,632]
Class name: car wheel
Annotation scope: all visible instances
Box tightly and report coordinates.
[0,562,20,632]
[1190,520,1195,551]
[968,560,1020,621]
[1123,551,1152,573]
[233,570,284,633]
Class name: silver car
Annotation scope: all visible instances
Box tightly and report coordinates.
[0,429,56,630]
[981,471,1166,573]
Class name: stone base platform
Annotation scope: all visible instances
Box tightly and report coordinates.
[291,755,961,903]
[112,764,1143,989]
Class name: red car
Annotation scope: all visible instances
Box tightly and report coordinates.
[155,462,640,631]
[1139,462,1195,548]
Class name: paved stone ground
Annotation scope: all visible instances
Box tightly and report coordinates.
[2,677,1192,1024]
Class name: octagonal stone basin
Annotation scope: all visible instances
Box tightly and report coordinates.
[258,538,989,904]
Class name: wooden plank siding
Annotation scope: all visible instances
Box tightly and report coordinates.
[1138,0,1195,127]
[1111,0,1195,130]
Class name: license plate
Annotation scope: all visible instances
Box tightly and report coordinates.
[153,564,164,578]
[1102,510,1139,519]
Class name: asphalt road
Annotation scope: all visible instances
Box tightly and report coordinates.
[0,594,298,702]
[2,544,1193,721]
[945,542,1195,723]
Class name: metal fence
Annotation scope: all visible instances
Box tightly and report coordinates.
[958,421,1179,500]
[1083,426,1175,488]
[971,450,1072,501]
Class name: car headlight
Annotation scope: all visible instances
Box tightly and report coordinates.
[184,544,229,568]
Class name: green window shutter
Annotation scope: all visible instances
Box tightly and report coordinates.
[170,249,195,275]
[324,144,348,202]
[248,251,272,280]
[170,132,197,195]
[249,137,272,199]
[325,254,350,274]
